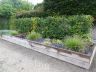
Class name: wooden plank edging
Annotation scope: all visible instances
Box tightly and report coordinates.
[1,35,96,69]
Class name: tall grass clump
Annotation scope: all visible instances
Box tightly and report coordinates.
[26,31,42,40]
[64,36,85,52]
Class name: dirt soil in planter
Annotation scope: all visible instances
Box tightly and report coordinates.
[15,33,27,39]
[15,34,95,56]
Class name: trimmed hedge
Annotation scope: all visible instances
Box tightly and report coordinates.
[14,18,33,33]
[11,15,93,39]
[36,15,93,39]
[0,17,9,29]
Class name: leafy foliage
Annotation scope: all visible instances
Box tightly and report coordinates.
[10,15,93,39]
[26,31,42,40]
[64,36,85,52]
[0,17,9,29]
[51,39,63,44]
[44,0,96,15]
[34,3,44,11]
[0,0,34,18]
[36,15,93,39]
[1,0,34,11]
[14,18,33,33]
[13,0,33,11]
[43,38,51,45]
[0,4,14,18]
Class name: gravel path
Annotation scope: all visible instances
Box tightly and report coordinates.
[0,39,96,72]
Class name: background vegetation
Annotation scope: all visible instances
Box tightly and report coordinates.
[10,15,93,39]
[0,0,33,29]
[0,0,95,52]
[44,0,96,15]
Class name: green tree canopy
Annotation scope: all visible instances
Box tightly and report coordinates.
[0,3,14,18]
[34,3,44,11]
[44,0,96,15]
[0,0,34,18]
[9,0,34,11]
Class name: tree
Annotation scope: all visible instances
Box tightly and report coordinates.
[34,3,44,11]
[0,0,34,11]
[0,3,14,18]
[44,0,96,15]
[10,0,34,11]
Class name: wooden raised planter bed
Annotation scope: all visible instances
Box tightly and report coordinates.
[1,35,96,69]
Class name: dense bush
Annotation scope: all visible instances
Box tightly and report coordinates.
[44,0,96,15]
[11,15,93,39]
[64,36,85,52]
[36,15,93,39]
[9,15,16,30]
[14,18,33,33]
[10,17,38,33]
[26,31,42,40]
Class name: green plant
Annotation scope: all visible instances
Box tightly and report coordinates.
[9,15,16,30]
[10,15,93,40]
[14,18,33,33]
[51,39,63,44]
[0,3,14,18]
[32,18,38,31]
[44,0,96,15]
[64,36,85,52]
[43,38,51,45]
[81,33,93,47]
[10,31,19,36]
[82,33,92,41]
[36,15,93,39]
[26,31,42,40]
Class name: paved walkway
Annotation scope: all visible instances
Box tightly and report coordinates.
[0,39,96,72]
[92,25,96,42]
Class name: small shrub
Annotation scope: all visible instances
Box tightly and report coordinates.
[81,33,92,42]
[51,39,63,44]
[43,38,51,45]
[81,33,93,47]
[64,36,85,52]
[10,31,19,36]
[26,31,42,40]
